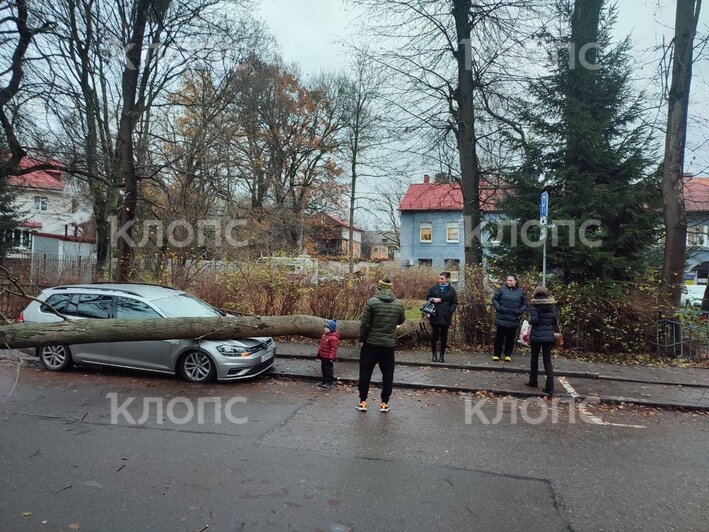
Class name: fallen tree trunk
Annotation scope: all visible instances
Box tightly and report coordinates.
[0,315,419,349]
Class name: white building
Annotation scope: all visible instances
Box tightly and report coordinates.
[4,158,94,251]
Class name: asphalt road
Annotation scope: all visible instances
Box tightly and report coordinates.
[1,361,707,531]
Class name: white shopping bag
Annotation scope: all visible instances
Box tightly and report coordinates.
[518,319,531,347]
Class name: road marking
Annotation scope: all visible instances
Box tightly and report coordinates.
[558,377,645,429]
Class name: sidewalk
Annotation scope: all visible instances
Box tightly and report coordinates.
[273,342,709,411]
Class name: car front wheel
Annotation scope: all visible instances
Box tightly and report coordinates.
[179,351,216,383]
[39,345,74,372]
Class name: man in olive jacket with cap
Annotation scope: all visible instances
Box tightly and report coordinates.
[356,277,406,413]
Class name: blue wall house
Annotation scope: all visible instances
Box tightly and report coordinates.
[399,175,502,281]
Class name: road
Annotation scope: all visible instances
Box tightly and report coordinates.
[0,359,707,531]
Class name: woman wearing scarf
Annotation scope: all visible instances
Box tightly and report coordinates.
[426,271,458,363]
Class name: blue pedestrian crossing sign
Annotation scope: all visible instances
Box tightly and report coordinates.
[540,191,549,225]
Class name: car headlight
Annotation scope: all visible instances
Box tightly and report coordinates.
[217,345,250,357]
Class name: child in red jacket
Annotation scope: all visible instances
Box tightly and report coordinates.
[316,319,340,388]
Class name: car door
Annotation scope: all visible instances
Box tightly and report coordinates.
[68,294,114,363]
[109,296,174,372]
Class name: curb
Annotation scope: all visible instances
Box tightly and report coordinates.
[268,368,548,400]
[268,369,709,412]
[595,375,709,388]
[270,359,709,412]
[276,353,709,387]
[276,353,600,380]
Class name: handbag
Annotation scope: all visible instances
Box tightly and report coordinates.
[554,314,563,347]
[420,298,436,316]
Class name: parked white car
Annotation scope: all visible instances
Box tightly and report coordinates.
[680,285,706,308]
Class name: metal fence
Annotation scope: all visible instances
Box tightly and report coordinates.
[654,313,709,360]
[1,252,96,285]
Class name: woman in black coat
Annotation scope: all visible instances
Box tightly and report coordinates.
[491,274,528,362]
[426,271,458,363]
[526,286,557,395]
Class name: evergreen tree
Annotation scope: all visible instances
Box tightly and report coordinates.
[0,134,19,258]
[490,2,661,283]
[0,178,17,259]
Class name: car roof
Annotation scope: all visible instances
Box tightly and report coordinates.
[45,283,184,301]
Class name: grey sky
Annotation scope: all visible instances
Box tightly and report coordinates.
[256,0,354,73]
[256,0,708,230]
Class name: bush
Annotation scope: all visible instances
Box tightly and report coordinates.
[0,259,668,357]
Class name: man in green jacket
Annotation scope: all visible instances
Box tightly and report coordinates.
[356,277,406,413]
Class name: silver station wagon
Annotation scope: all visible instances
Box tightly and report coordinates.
[19,283,276,382]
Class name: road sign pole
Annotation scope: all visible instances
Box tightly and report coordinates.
[540,191,549,287]
[542,235,547,287]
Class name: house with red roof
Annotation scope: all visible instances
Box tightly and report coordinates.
[4,158,94,252]
[683,175,709,283]
[399,174,504,280]
[305,212,365,259]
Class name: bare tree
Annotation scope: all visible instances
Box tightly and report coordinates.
[228,58,347,252]
[354,0,540,270]
[661,0,703,305]
[24,0,257,277]
[341,50,387,273]
[0,0,54,178]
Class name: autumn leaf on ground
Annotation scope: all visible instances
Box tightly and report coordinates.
[21,512,31,518]
[69,523,80,530]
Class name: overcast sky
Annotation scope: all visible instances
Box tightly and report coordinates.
[257,1,703,77]
[255,0,708,228]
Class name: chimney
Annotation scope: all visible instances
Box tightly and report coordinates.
[423,174,430,184]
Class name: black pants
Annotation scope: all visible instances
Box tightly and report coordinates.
[494,325,517,357]
[321,359,334,384]
[431,324,450,355]
[529,341,554,392]
[358,343,395,403]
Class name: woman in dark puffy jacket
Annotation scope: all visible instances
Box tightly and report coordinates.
[426,271,458,363]
[526,286,557,395]
[491,275,528,362]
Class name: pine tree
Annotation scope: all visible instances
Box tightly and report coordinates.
[491,1,661,283]
[0,135,19,258]
[0,179,17,259]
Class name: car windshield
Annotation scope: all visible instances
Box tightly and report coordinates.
[152,294,222,318]
[688,286,706,296]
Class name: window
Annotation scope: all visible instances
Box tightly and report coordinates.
[34,196,48,211]
[420,222,432,242]
[41,294,78,315]
[418,258,432,267]
[116,297,162,319]
[444,259,460,282]
[687,225,707,247]
[75,294,113,319]
[446,222,460,243]
[152,294,221,318]
[487,220,503,247]
[2,229,32,249]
